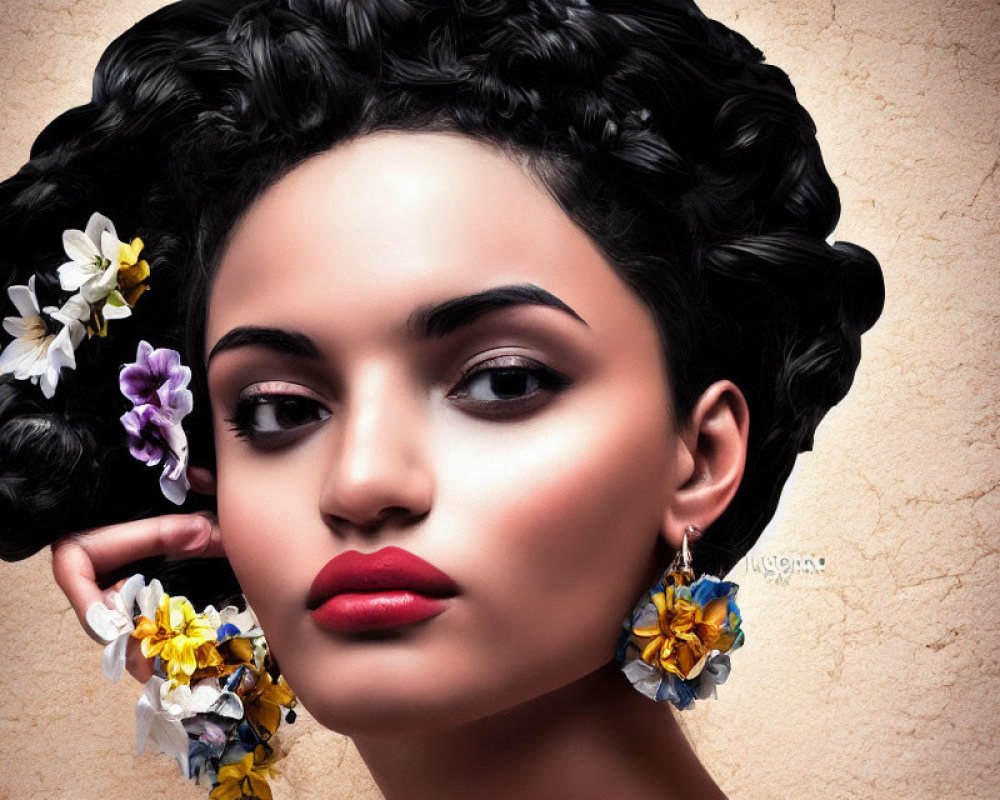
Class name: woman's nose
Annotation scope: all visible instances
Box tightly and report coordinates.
[319,366,434,535]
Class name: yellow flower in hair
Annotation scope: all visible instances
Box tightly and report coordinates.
[210,747,275,800]
[132,594,223,686]
[116,237,150,306]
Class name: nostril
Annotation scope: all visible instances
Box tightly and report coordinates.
[325,506,430,536]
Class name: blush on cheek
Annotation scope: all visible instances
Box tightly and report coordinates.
[214,460,307,619]
[445,411,672,693]
[484,414,669,583]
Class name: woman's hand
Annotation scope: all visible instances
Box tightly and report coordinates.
[51,510,224,682]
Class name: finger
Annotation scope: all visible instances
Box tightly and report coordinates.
[51,513,224,639]
[125,637,154,684]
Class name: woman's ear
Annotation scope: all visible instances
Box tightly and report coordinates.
[188,465,218,495]
[661,380,749,551]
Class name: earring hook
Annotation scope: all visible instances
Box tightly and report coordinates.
[668,524,700,576]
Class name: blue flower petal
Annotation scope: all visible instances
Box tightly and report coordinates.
[672,677,697,710]
[615,630,631,662]
[216,623,241,642]
[690,575,735,606]
[224,666,247,692]
[237,720,262,749]
[654,675,681,705]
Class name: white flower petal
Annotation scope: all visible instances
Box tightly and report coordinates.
[135,676,190,776]
[171,384,194,418]
[200,605,222,630]
[160,459,190,505]
[62,228,101,265]
[49,292,91,325]
[85,601,132,644]
[101,635,130,683]
[0,338,44,379]
[38,368,58,399]
[159,679,225,720]
[187,680,224,716]
[159,424,190,505]
[80,262,121,304]
[2,314,42,340]
[118,574,147,616]
[137,579,164,620]
[46,326,78,373]
[133,687,155,752]
[84,212,116,246]
[211,690,245,720]
[7,281,40,318]
[219,605,262,637]
[27,341,53,376]
[57,260,94,292]
[102,292,132,320]
[68,320,85,349]
[101,229,123,264]
[160,682,193,718]
[621,659,662,700]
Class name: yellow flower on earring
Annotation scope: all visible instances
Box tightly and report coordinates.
[619,570,744,710]
[631,577,732,680]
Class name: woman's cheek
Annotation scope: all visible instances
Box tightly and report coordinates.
[214,443,320,620]
[440,395,673,653]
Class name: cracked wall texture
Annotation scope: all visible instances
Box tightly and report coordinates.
[0,1,997,798]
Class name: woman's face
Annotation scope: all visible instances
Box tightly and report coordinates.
[206,132,688,734]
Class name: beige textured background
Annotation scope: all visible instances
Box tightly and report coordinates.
[0,1,997,798]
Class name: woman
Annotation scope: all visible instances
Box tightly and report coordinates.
[0,1,882,797]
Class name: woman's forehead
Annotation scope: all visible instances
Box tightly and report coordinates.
[205,132,652,350]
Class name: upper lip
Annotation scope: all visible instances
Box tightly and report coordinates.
[307,546,459,609]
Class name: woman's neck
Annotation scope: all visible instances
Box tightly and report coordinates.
[352,661,728,800]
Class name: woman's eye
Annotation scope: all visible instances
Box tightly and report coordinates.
[449,356,569,415]
[227,394,331,442]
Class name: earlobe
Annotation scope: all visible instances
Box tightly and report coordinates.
[187,465,218,495]
[662,380,749,551]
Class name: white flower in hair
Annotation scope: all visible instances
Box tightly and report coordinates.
[0,276,86,398]
[58,212,125,305]
[58,212,150,339]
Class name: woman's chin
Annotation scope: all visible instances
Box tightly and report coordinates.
[299,689,494,739]
[286,656,614,740]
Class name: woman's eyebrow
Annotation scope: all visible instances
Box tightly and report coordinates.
[206,285,585,365]
[408,283,588,338]
[206,326,321,367]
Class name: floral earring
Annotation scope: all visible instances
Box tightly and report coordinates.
[616,525,744,710]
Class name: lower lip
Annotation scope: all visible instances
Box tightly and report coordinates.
[310,591,450,634]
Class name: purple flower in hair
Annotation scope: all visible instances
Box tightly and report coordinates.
[120,340,193,415]
[120,341,193,504]
[121,404,171,464]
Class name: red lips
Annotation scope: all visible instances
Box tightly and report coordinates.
[308,547,458,634]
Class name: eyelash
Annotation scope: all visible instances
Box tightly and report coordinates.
[226,356,570,442]
[226,389,331,443]
[447,354,570,416]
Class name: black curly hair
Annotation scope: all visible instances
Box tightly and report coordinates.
[0,0,883,598]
